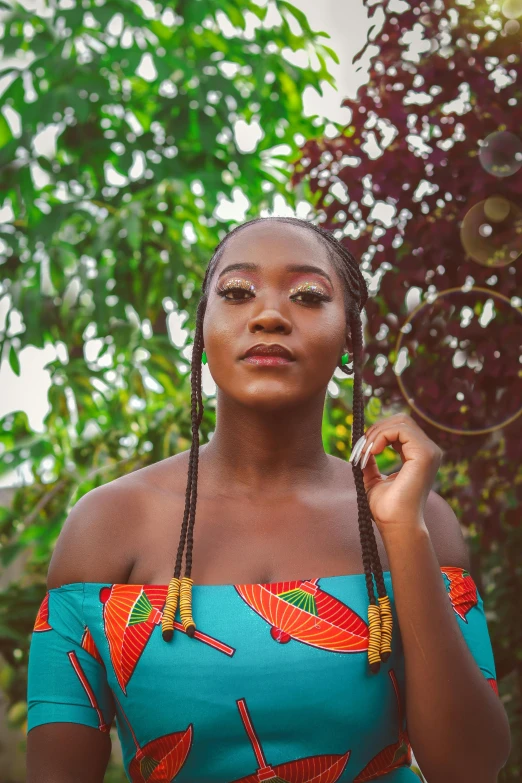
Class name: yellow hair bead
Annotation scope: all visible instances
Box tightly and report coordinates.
[180,576,196,637]
[367,602,382,673]
[378,594,393,661]
[161,577,181,642]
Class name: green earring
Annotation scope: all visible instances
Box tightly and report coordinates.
[341,352,349,366]
[202,350,207,365]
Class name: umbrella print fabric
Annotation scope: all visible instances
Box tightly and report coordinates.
[100,585,168,694]
[100,584,237,694]
[234,578,369,652]
[441,566,478,621]
[27,567,500,782]
[441,566,500,697]
[81,625,105,667]
[229,696,351,783]
[111,689,194,783]
[67,649,111,733]
[352,670,412,782]
[32,591,52,632]
[29,585,117,734]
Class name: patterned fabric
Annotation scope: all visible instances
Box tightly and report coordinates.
[27,566,498,782]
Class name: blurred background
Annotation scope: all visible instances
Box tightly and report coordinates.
[0,0,521,780]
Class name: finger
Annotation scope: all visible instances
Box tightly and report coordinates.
[361,423,427,464]
[359,447,380,477]
[355,448,382,492]
[352,427,404,465]
[365,419,431,448]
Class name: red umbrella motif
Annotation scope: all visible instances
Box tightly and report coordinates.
[33,592,52,632]
[487,678,499,697]
[34,591,111,725]
[442,569,501,699]
[111,689,193,783]
[81,625,105,667]
[100,584,236,694]
[440,566,478,622]
[230,696,351,783]
[34,590,108,670]
[67,650,111,733]
[235,578,369,652]
[353,669,412,781]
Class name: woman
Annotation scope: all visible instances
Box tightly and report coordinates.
[27,217,511,782]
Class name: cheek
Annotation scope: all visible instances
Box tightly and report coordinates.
[302,311,344,356]
[203,303,240,360]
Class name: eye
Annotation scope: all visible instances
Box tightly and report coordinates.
[215,280,333,306]
[216,286,254,302]
[289,282,332,306]
[291,291,331,305]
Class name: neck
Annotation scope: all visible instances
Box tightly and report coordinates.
[199,389,332,497]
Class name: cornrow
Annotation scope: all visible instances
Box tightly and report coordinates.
[161,216,393,674]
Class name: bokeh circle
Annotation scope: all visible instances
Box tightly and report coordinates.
[460,197,522,267]
[478,130,522,177]
[502,0,522,20]
[503,18,520,34]
[394,287,522,435]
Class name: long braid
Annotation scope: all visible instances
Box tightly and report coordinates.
[161,216,393,673]
[179,300,206,634]
[161,301,206,640]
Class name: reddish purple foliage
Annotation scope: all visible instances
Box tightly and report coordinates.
[290,1,522,551]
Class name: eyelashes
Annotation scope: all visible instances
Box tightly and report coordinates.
[215,279,333,306]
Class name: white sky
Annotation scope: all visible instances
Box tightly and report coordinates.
[0,0,376,487]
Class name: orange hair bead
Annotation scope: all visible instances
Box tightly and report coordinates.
[378,595,393,661]
[367,601,382,673]
[161,577,181,642]
[179,576,196,637]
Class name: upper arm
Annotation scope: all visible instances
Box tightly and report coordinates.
[424,491,504,697]
[423,489,471,572]
[26,581,117,782]
[27,481,141,780]
[26,723,112,783]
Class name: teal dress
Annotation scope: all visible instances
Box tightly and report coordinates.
[27,566,499,782]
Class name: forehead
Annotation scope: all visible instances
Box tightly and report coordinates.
[215,220,331,273]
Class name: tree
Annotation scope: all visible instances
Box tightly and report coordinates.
[287,1,521,779]
[0,0,342,773]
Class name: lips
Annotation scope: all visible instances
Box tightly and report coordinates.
[242,343,294,361]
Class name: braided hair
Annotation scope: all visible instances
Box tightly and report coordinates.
[161,216,393,674]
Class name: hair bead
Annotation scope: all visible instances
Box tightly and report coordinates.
[367,602,382,673]
[161,577,181,642]
[378,595,393,661]
[179,576,196,637]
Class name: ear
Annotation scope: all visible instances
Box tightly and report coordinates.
[344,331,354,358]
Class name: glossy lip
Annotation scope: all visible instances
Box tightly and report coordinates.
[243,355,292,366]
[242,343,295,361]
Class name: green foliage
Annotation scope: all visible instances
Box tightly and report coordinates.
[0,0,344,772]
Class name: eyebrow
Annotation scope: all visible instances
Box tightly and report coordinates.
[216,262,333,287]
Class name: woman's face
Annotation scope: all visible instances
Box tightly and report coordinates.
[203,221,352,411]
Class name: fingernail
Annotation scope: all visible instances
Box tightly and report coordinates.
[360,440,375,469]
[349,435,367,463]
[348,435,365,463]
[352,438,366,466]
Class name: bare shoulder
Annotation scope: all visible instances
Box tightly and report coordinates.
[45,480,143,589]
[423,489,471,572]
[45,452,191,590]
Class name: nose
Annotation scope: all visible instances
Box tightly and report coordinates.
[247,310,292,334]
